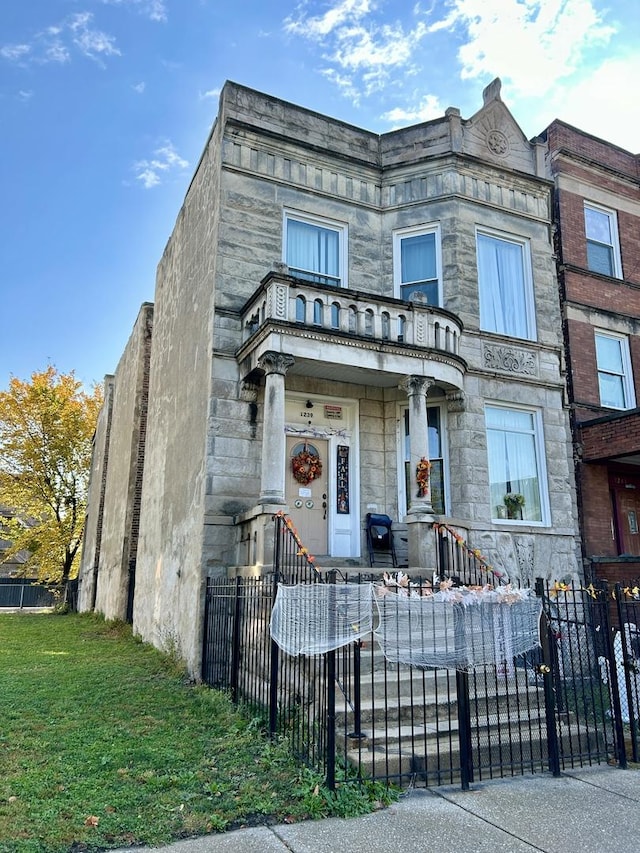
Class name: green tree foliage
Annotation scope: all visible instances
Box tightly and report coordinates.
[0,367,102,587]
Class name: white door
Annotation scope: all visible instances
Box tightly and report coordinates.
[286,437,328,556]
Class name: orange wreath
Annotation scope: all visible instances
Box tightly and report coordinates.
[292,449,322,485]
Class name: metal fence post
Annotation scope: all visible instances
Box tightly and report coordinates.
[269,516,283,739]
[535,578,561,777]
[230,576,242,704]
[615,586,639,762]
[325,570,337,791]
[607,584,627,768]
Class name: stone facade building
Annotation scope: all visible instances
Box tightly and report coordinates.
[79,80,579,675]
[543,121,640,585]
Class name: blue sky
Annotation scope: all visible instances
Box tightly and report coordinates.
[1,0,637,390]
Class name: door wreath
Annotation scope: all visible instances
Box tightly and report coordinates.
[291,446,322,485]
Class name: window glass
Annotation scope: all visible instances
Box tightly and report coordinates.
[400,231,438,304]
[403,407,445,515]
[486,405,543,523]
[477,232,535,340]
[585,205,619,277]
[286,217,341,286]
[595,332,634,409]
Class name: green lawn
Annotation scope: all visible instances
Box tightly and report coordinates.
[0,612,390,852]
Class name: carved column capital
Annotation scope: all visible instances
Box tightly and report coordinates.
[399,375,435,399]
[258,351,295,377]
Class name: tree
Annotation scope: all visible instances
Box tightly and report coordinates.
[0,367,102,589]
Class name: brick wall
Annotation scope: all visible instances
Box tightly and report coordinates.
[578,462,615,555]
[580,412,640,461]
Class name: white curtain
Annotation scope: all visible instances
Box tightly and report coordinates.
[287,219,339,281]
[478,234,529,339]
[486,406,541,521]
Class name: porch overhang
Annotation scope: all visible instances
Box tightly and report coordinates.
[236,271,467,390]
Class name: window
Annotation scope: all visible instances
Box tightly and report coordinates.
[401,406,446,516]
[595,330,635,409]
[313,299,323,325]
[295,294,306,322]
[394,225,441,305]
[285,212,346,287]
[477,231,535,341]
[485,405,546,524]
[584,203,621,278]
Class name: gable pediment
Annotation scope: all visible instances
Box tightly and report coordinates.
[461,79,539,175]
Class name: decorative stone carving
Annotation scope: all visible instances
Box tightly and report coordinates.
[487,129,509,157]
[514,536,535,587]
[258,351,295,376]
[446,390,466,412]
[239,379,259,402]
[483,344,537,376]
[399,375,435,399]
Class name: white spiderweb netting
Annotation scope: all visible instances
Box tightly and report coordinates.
[270,582,541,670]
[270,583,375,656]
[372,585,542,670]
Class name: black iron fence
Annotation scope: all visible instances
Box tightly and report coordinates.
[0,578,57,609]
[202,517,638,791]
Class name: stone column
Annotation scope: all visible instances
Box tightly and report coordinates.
[400,376,437,573]
[258,351,295,506]
[400,375,435,515]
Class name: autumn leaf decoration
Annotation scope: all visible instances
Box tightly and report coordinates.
[416,457,431,498]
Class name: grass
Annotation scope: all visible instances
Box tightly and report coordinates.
[0,612,393,853]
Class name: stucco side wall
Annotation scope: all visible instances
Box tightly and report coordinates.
[77,375,114,612]
[94,304,153,620]
[133,126,221,675]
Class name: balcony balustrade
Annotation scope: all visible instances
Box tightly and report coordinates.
[240,272,462,358]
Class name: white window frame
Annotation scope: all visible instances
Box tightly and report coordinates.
[485,402,550,526]
[283,210,348,288]
[397,401,449,519]
[393,223,442,306]
[584,202,622,279]
[595,329,636,410]
[476,227,536,342]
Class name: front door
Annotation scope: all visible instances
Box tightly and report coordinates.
[286,437,328,556]
[614,485,640,556]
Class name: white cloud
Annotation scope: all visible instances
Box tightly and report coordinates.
[285,0,373,38]
[133,141,189,189]
[69,12,121,62]
[199,87,221,101]
[132,81,146,93]
[285,0,432,98]
[18,89,34,102]
[1,12,121,67]
[525,53,640,152]
[447,0,616,98]
[100,0,168,22]
[382,93,443,126]
[0,44,31,62]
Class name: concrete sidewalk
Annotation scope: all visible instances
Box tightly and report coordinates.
[118,764,640,853]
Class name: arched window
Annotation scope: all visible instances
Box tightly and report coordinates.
[314,299,324,325]
[331,302,340,329]
[364,309,374,337]
[295,294,306,323]
[348,306,357,334]
[398,315,406,342]
[381,311,390,340]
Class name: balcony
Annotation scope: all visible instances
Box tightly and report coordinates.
[236,271,467,389]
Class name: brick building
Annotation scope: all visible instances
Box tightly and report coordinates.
[543,121,640,584]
